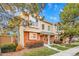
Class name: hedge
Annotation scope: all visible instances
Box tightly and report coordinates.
[1,43,17,53]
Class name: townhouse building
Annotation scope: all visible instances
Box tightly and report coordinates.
[19,12,56,48]
[0,4,58,48]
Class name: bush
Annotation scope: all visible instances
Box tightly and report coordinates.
[26,41,44,48]
[54,40,61,44]
[1,43,16,53]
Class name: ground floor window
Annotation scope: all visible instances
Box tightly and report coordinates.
[29,32,37,40]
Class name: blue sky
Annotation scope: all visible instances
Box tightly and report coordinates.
[39,3,66,23]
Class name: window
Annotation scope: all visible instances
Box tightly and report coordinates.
[48,26,50,31]
[29,33,37,40]
[42,24,45,30]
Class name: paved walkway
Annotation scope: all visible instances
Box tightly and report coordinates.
[44,44,62,52]
[52,46,79,56]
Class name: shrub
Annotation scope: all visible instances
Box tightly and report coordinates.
[54,40,61,44]
[1,43,16,53]
[26,41,44,48]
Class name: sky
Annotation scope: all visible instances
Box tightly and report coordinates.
[39,3,66,24]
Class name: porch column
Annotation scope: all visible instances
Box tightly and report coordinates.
[48,35,50,45]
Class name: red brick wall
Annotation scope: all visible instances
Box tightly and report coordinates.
[24,32,29,46]
[24,32,41,46]
[40,35,48,44]
[0,36,16,45]
[50,35,56,43]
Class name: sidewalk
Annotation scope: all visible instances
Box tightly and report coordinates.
[52,46,79,56]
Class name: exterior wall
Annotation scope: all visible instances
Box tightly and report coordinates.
[50,35,56,43]
[24,15,40,33]
[24,15,53,33]
[39,20,52,33]
[19,13,55,47]
[52,25,58,34]
[0,36,16,45]
[25,27,40,33]
[24,31,41,46]
[24,31,29,47]
[40,35,47,44]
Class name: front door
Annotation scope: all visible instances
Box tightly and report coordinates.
[40,35,48,44]
[44,35,48,44]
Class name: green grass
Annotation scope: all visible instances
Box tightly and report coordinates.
[64,44,79,48]
[71,41,79,45]
[51,45,68,51]
[51,43,79,51]
[75,40,79,42]
[23,47,58,56]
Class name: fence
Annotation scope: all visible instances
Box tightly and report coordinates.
[0,36,17,45]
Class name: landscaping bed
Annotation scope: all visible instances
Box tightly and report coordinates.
[23,47,58,56]
[26,41,44,48]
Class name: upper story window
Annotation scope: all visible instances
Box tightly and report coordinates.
[42,24,45,30]
[48,26,50,31]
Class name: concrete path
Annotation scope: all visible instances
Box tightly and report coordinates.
[52,46,79,56]
[44,44,62,52]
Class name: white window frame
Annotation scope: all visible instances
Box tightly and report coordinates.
[29,32,37,40]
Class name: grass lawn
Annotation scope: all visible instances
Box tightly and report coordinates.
[51,43,79,51]
[71,41,79,45]
[64,44,79,48]
[51,45,68,51]
[23,47,58,56]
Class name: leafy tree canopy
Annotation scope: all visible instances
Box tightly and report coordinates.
[60,3,79,38]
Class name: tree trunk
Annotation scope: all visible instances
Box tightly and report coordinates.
[15,26,20,46]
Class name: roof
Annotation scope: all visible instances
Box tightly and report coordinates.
[36,16,53,25]
[41,20,53,25]
[40,31,54,35]
[21,12,53,25]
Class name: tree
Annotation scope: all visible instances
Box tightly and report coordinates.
[60,3,79,43]
[0,3,46,44]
